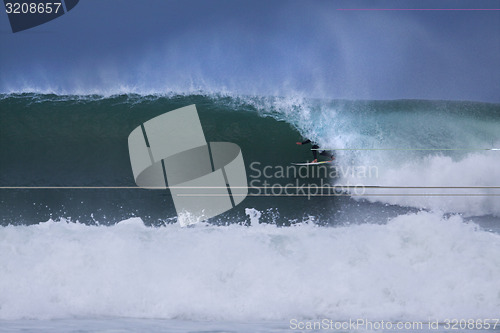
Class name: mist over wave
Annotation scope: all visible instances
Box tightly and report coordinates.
[0,212,499,321]
[2,0,499,102]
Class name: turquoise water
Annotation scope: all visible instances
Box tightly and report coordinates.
[1,93,499,225]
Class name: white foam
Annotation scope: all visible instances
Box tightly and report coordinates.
[1,212,499,321]
[342,151,500,216]
[245,208,262,225]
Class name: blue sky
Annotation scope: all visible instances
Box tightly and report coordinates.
[0,0,499,101]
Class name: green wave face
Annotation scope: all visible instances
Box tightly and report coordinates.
[1,93,499,225]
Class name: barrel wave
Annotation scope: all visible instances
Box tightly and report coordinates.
[1,93,499,324]
[1,93,499,224]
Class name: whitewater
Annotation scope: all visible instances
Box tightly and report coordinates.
[1,213,499,321]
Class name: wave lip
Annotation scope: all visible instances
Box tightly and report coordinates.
[1,212,499,321]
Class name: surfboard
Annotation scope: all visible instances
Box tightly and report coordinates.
[292,160,334,166]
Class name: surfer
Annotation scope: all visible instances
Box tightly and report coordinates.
[296,139,334,163]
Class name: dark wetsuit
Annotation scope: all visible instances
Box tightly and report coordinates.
[301,139,333,160]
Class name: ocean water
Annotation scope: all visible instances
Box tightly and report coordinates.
[1,93,499,332]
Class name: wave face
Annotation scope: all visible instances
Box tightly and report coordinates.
[1,93,500,225]
[0,93,314,225]
[0,213,499,321]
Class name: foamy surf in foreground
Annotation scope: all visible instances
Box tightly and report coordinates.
[1,211,499,321]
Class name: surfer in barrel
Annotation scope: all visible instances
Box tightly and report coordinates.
[296,139,334,163]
